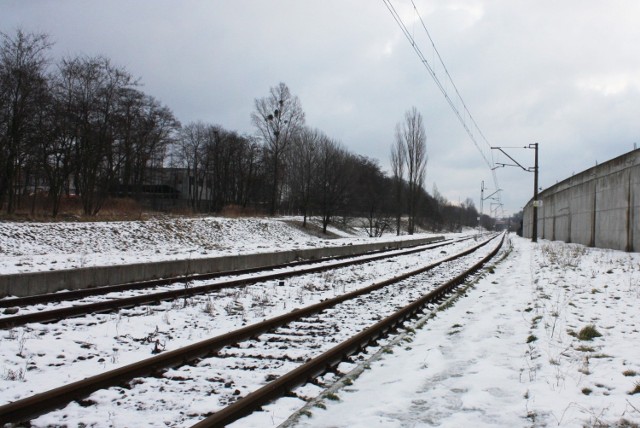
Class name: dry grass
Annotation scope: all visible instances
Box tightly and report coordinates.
[578,325,603,341]
[0,196,147,221]
[219,204,263,218]
[0,196,214,222]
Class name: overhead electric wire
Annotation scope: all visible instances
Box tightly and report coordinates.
[408,0,495,156]
[382,0,503,215]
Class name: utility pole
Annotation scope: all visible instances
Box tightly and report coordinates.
[490,144,540,243]
[531,143,539,242]
[479,181,484,235]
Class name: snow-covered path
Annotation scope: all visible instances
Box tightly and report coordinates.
[286,235,640,427]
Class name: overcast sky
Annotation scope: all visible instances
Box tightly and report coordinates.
[3,0,640,215]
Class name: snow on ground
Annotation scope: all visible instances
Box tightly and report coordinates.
[1,217,639,427]
[0,216,448,275]
[0,239,482,411]
[276,235,640,428]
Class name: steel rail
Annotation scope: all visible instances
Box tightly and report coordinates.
[0,236,480,329]
[0,236,456,309]
[0,234,500,425]
[193,233,505,427]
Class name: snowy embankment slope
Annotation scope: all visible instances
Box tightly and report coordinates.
[0,216,447,275]
[278,235,640,428]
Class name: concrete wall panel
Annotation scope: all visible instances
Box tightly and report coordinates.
[550,192,570,242]
[594,171,629,250]
[632,167,640,252]
[0,235,445,297]
[569,181,595,246]
[524,148,639,251]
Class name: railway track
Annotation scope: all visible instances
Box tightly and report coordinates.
[0,236,481,329]
[0,236,452,309]
[0,233,504,426]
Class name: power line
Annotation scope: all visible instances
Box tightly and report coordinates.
[409,0,495,157]
[382,0,504,216]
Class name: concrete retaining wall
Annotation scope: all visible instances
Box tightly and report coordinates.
[0,236,444,297]
[523,148,639,251]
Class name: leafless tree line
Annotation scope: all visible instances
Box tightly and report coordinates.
[174,122,260,213]
[179,83,481,234]
[0,30,179,216]
[176,116,384,234]
[0,29,484,233]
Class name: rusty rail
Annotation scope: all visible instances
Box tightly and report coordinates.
[0,234,501,425]
[192,233,504,427]
[0,237,457,308]
[0,237,468,329]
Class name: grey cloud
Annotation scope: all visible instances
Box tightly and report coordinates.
[2,0,639,215]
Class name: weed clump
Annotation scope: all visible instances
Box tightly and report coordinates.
[300,409,312,418]
[526,335,537,343]
[325,392,340,401]
[577,325,602,341]
[3,368,25,381]
[575,345,595,352]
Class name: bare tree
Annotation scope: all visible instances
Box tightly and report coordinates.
[287,127,320,226]
[57,55,136,215]
[396,107,427,234]
[251,82,305,215]
[0,30,52,213]
[116,91,178,196]
[177,121,208,211]
[238,136,262,209]
[203,126,255,212]
[350,156,390,237]
[315,137,352,234]
[390,135,405,235]
[430,183,448,230]
[130,96,179,193]
[39,75,73,217]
